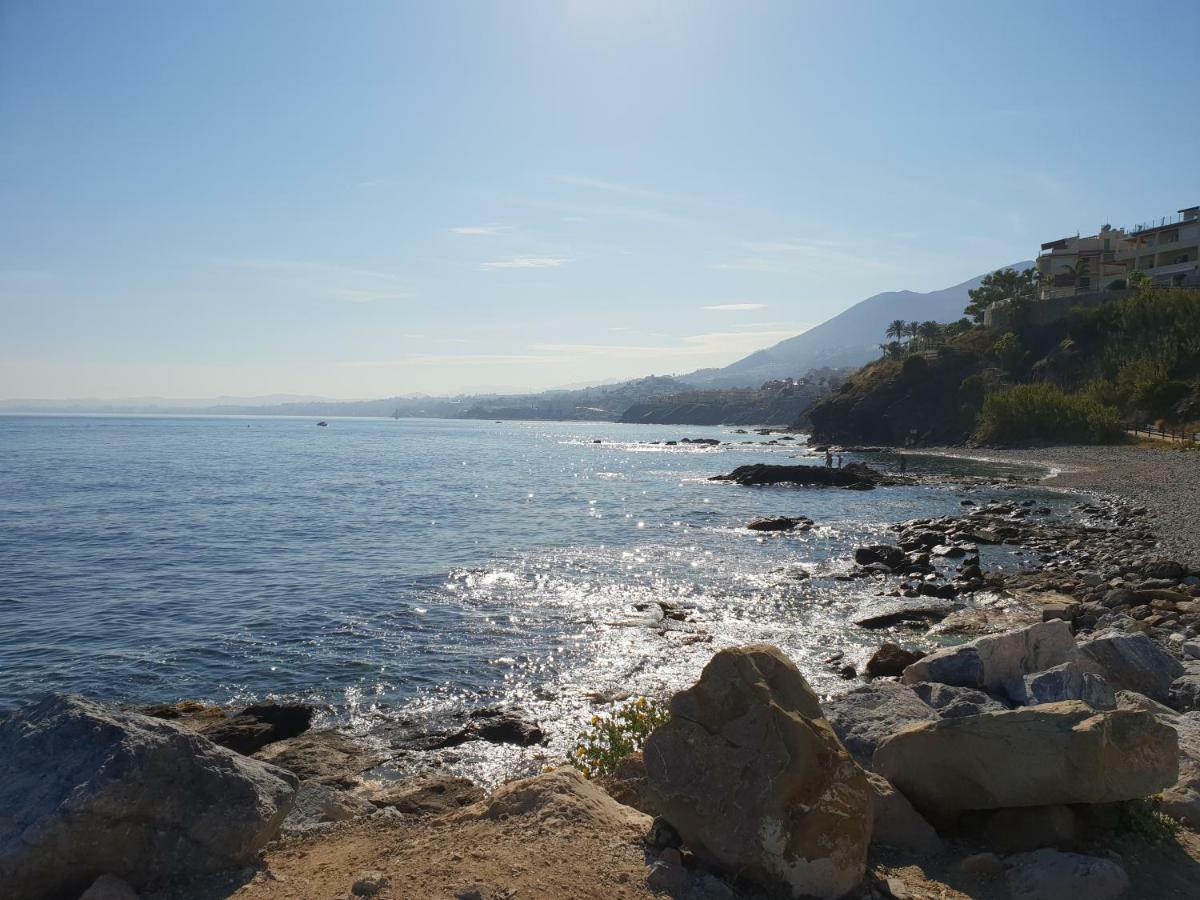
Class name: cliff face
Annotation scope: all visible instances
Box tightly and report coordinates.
[807,351,985,445]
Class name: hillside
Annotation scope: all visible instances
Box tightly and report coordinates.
[685,263,1033,388]
[808,287,1200,446]
[619,371,846,426]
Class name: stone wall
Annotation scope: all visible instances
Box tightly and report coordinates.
[985,289,1132,331]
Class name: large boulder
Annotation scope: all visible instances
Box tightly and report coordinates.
[644,646,873,899]
[873,701,1178,815]
[1160,711,1200,828]
[1078,631,1185,703]
[0,695,298,899]
[823,681,937,768]
[901,621,1076,693]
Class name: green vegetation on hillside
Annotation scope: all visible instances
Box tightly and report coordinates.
[809,285,1200,446]
[975,383,1122,444]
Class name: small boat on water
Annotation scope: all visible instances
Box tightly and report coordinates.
[316,421,328,427]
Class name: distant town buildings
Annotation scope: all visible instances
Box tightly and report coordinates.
[1036,205,1200,300]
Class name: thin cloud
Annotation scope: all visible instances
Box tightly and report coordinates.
[480,257,568,271]
[339,327,810,371]
[232,257,398,281]
[330,288,412,303]
[703,303,768,311]
[534,328,804,360]
[451,224,512,236]
[711,238,894,273]
[340,353,565,368]
[553,174,665,201]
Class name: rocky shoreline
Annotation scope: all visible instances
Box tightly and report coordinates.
[4,448,1200,899]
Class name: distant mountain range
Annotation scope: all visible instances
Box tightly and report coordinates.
[682,262,1033,388]
[2,263,1030,421]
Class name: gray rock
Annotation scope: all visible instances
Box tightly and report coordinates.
[351,870,391,897]
[252,728,386,780]
[646,860,688,894]
[78,874,140,900]
[685,873,737,900]
[909,682,1008,718]
[865,772,943,855]
[1005,849,1129,900]
[1008,662,1116,710]
[370,774,485,816]
[0,695,297,898]
[1171,674,1200,712]
[852,598,961,629]
[1078,630,1185,703]
[824,682,936,767]
[1144,559,1187,579]
[902,621,1076,693]
[854,544,908,570]
[284,780,377,832]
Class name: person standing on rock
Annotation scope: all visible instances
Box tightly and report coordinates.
[825,449,833,467]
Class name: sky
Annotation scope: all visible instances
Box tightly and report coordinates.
[2,1,1198,400]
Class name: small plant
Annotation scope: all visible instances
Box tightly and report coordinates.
[569,697,671,778]
[1113,797,1182,845]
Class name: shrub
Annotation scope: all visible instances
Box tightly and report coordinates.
[1139,379,1194,416]
[568,697,671,778]
[990,331,1025,371]
[1111,797,1182,845]
[975,383,1123,445]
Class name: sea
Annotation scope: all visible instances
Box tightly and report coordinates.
[0,415,1068,780]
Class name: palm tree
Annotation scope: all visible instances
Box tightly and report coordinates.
[907,321,921,341]
[885,319,907,342]
[917,321,942,347]
[1061,259,1091,292]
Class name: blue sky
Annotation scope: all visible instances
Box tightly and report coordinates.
[2,0,1197,399]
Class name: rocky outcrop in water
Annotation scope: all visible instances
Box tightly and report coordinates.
[0,695,298,899]
[746,515,813,532]
[711,461,890,488]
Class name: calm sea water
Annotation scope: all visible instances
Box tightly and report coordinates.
[0,415,1064,777]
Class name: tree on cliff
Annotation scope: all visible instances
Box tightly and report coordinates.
[964,267,1037,323]
[885,319,908,342]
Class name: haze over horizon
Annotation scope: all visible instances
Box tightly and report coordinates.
[3,1,1197,400]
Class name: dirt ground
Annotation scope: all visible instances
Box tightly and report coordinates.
[149,805,1200,900]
